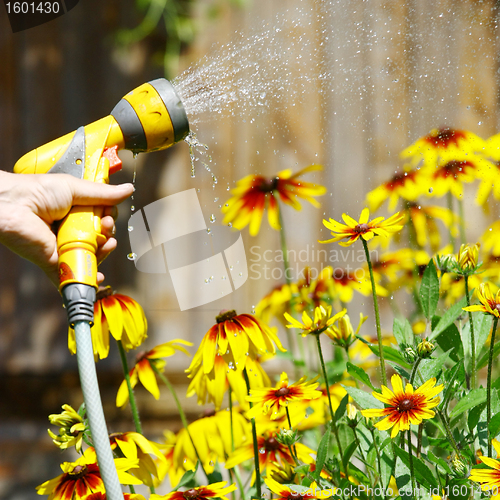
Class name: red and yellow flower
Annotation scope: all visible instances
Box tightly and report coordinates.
[222,165,326,236]
[265,476,331,499]
[361,374,443,438]
[320,208,404,247]
[401,127,486,169]
[68,286,148,360]
[225,428,314,484]
[366,167,424,212]
[284,305,346,337]
[469,439,500,492]
[246,371,322,420]
[116,340,192,408]
[463,282,500,318]
[36,448,141,500]
[109,432,167,487]
[150,482,236,500]
[47,404,86,453]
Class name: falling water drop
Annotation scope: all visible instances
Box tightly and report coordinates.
[127,252,137,261]
[128,226,134,232]
[210,214,216,223]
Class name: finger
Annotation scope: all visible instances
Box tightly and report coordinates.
[103,205,118,221]
[100,215,116,240]
[68,177,134,206]
[97,271,105,284]
[96,237,117,265]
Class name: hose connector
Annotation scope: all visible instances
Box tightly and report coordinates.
[62,283,96,328]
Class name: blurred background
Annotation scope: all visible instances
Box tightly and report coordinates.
[1,0,500,498]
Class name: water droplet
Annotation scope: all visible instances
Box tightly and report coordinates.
[210,214,216,223]
[251,305,256,314]
[128,226,133,232]
[259,448,266,454]
[133,152,139,159]
[214,197,219,202]
[428,187,433,193]
[127,252,137,261]
[209,461,214,466]
[130,205,135,212]
[206,228,211,234]
[228,222,232,227]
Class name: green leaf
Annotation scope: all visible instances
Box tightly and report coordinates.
[342,439,359,470]
[313,423,330,481]
[478,339,500,370]
[418,350,451,382]
[489,413,500,439]
[449,388,487,419]
[393,446,439,490]
[335,394,349,422]
[356,336,412,369]
[427,450,452,474]
[380,449,394,491]
[393,317,415,347]
[342,386,383,410]
[173,463,198,491]
[430,296,467,339]
[433,322,462,363]
[346,362,375,390]
[420,259,439,320]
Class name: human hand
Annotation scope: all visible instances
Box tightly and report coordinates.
[0,171,134,287]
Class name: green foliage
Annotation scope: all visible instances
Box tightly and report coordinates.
[420,259,440,320]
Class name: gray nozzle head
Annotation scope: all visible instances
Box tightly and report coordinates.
[62,283,96,328]
[148,78,190,143]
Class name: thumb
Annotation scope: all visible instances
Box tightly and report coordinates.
[68,177,134,206]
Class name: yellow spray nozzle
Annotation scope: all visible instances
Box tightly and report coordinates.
[13,78,189,298]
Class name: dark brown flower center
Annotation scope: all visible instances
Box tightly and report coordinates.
[354,223,370,234]
[275,387,290,397]
[70,464,88,478]
[216,309,238,323]
[96,286,113,301]
[259,177,280,193]
[265,437,281,451]
[436,160,470,179]
[397,398,415,412]
[183,489,200,500]
[425,128,465,148]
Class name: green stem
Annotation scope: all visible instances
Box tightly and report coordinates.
[243,368,262,500]
[362,239,387,386]
[229,390,246,500]
[315,334,345,471]
[117,341,143,434]
[409,358,422,386]
[447,192,456,252]
[417,423,423,459]
[458,198,467,245]
[464,276,477,390]
[277,199,291,285]
[370,428,385,500]
[488,317,498,457]
[437,409,462,458]
[151,363,210,481]
[408,429,417,499]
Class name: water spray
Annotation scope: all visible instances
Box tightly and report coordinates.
[14,79,189,499]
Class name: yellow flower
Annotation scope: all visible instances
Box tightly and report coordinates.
[320,208,404,247]
[150,482,237,500]
[366,167,424,212]
[463,282,500,318]
[325,312,368,347]
[36,448,141,500]
[346,403,358,421]
[109,432,167,487]
[482,221,500,256]
[361,374,443,438]
[401,127,486,169]
[116,340,192,408]
[186,310,285,384]
[225,428,315,485]
[246,371,322,420]
[469,439,500,492]
[284,305,346,337]
[403,204,457,252]
[68,286,148,360]
[440,272,484,307]
[186,353,271,410]
[255,282,297,325]
[171,409,251,476]
[222,165,326,236]
[427,155,489,199]
[85,493,146,500]
[47,404,86,453]
[265,476,331,499]
[457,243,481,274]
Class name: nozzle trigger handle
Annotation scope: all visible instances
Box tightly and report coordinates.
[103,146,122,175]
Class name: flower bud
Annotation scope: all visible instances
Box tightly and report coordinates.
[417,338,435,359]
[269,460,295,484]
[451,455,468,476]
[403,346,418,363]
[275,428,300,447]
[346,404,358,427]
[457,243,480,274]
